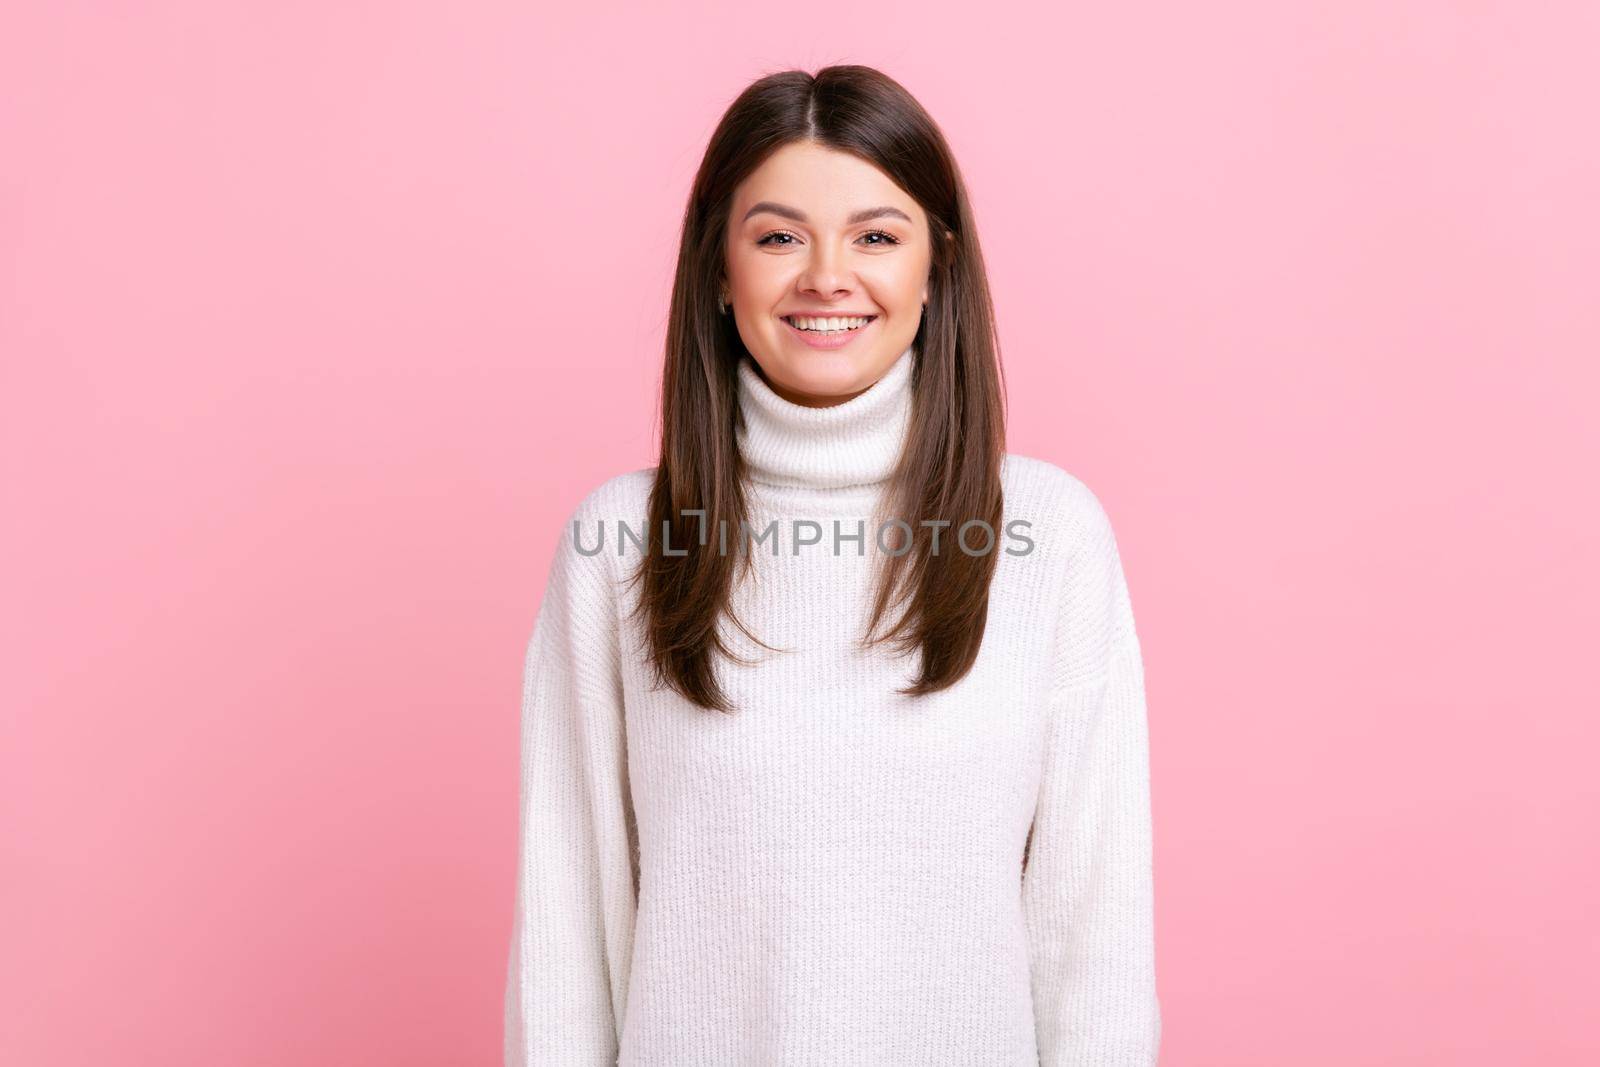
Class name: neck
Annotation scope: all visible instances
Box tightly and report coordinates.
[735,344,917,493]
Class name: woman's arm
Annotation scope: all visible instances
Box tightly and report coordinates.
[1022,488,1162,1066]
[504,498,638,1066]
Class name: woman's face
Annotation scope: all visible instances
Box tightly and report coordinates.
[724,141,933,408]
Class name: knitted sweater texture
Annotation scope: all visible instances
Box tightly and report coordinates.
[504,345,1162,1065]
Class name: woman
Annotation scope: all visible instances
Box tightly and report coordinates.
[506,65,1161,1066]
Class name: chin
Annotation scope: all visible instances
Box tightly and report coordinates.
[765,350,880,400]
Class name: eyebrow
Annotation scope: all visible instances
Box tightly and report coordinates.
[741,201,913,226]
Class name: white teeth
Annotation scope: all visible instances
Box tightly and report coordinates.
[785,315,873,332]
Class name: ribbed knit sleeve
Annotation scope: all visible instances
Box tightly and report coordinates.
[504,499,639,1066]
[1022,489,1162,1066]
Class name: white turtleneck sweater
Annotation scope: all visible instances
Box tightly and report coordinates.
[505,345,1161,1066]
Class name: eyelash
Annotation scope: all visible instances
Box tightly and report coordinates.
[756,229,901,248]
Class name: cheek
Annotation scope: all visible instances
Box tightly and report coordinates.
[865,259,930,311]
[728,253,791,300]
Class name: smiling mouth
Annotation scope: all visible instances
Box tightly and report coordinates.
[780,315,878,333]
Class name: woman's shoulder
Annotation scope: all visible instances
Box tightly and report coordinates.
[1000,452,1119,547]
[565,466,656,528]
[1001,453,1140,681]
[545,467,656,585]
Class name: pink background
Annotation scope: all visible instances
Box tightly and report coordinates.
[4,4,1597,1065]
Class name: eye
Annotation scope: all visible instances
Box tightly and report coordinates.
[754,230,903,248]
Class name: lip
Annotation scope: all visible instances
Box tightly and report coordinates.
[780,314,878,350]
[781,311,879,319]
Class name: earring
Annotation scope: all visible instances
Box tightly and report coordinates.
[719,293,730,314]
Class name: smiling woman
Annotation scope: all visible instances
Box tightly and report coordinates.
[505,64,1162,1067]
[725,168,930,395]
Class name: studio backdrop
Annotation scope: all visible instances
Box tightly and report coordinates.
[3,4,1596,1065]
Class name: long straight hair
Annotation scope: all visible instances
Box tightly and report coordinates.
[627,65,1007,713]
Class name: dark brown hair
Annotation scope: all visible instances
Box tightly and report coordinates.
[627,64,1007,712]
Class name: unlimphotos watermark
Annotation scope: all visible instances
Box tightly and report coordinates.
[571,513,1037,558]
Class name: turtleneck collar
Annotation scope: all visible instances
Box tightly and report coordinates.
[735,343,916,492]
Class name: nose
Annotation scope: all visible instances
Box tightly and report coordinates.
[796,241,854,299]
